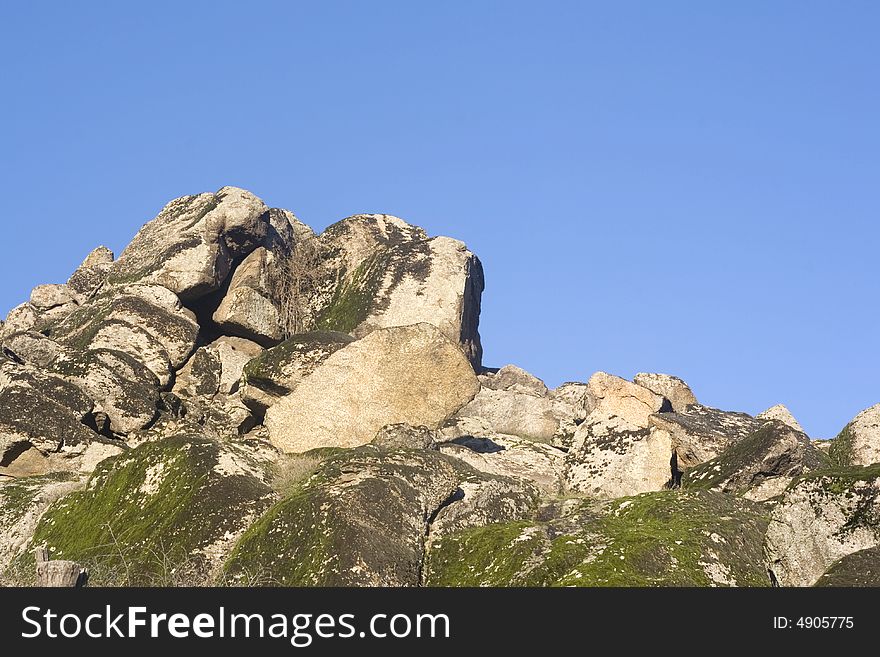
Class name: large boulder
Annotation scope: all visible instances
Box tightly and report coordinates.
[313,215,484,368]
[265,324,479,453]
[105,187,269,300]
[2,331,65,368]
[29,433,277,584]
[47,285,199,387]
[239,331,354,417]
[212,247,284,345]
[633,372,697,413]
[425,490,770,587]
[765,465,880,586]
[827,404,880,467]
[564,372,672,498]
[682,421,826,500]
[649,404,765,471]
[224,445,537,586]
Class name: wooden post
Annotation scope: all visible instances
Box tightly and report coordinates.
[34,546,88,587]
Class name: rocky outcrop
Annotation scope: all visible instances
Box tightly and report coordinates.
[564,372,672,498]
[765,466,880,587]
[756,403,805,433]
[827,404,880,467]
[633,372,697,413]
[106,187,269,300]
[313,215,484,368]
[425,490,770,586]
[67,246,114,299]
[372,423,439,451]
[649,404,765,471]
[30,433,277,584]
[682,421,826,501]
[265,324,479,453]
[239,331,353,417]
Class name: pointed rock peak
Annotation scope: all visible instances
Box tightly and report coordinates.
[80,246,114,268]
[757,404,805,434]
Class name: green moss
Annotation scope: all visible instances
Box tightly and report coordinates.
[242,331,352,384]
[793,463,880,494]
[0,472,77,528]
[426,491,771,587]
[828,424,855,468]
[28,435,273,584]
[315,253,387,332]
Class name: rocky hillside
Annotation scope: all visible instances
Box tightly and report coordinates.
[1,186,878,587]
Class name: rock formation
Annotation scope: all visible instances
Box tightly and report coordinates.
[1,185,878,588]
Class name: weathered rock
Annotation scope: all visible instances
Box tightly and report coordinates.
[0,473,84,573]
[827,404,880,467]
[814,546,880,587]
[2,331,64,368]
[106,187,269,300]
[682,421,826,501]
[314,216,484,368]
[240,331,353,416]
[765,466,880,587]
[225,446,461,586]
[438,425,566,496]
[3,304,40,336]
[633,372,697,413]
[481,364,548,396]
[212,247,284,345]
[48,348,160,434]
[425,490,770,586]
[174,336,262,399]
[455,387,561,443]
[548,381,592,447]
[649,404,765,470]
[373,424,439,451]
[48,285,199,386]
[67,246,114,298]
[756,404,805,434]
[30,434,277,584]
[30,284,78,310]
[265,324,479,453]
[564,372,672,498]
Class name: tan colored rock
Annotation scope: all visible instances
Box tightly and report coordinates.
[832,404,880,466]
[564,372,672,498]
[455,387,560,443]
[481,364,548,396]
[757,404,805,434]
[265,324,479,453]
[67,246,114,299]
[2,304,39,335]
[30,284,78,310]
[2,331,64,368]
[633,372,697,413]
[212,247,283,345]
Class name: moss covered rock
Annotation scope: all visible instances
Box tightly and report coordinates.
[29,433,276,584]
[224,445,538,586]
[425,490,771,587]
[814,546,880,587]
[827,404,880,468]
[765,465,880,586]
[683,421,827,500]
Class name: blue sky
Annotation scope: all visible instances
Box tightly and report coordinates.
[1,1,877,438]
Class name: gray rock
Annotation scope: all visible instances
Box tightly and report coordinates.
[2,331,64,368]
[564,372,673,498]
[2,304,40,336]
[373,423,439,451]
[30,284,78,311]
[765,466,880,586]
[212,247,284,345]
[454,387,561,443]
[265,324,479,453]
[649,404,765,470]
[239,331,354,416]
[814,546,880,587]
[106,186,269,300]
[633,372,697,413]
[682,421,827,501]
[67,246,114,299]
[481,364,549,396]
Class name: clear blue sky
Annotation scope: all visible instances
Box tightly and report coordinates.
[1,1,877,438]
